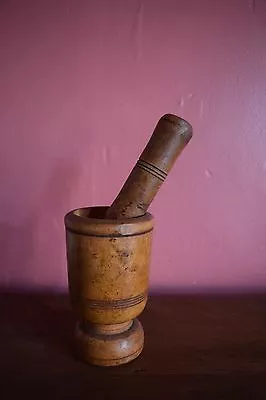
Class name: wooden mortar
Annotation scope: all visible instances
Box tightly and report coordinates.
[65,114,192,366]
[65,206,153,366]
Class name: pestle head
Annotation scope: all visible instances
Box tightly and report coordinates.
[139,114,192,173]
[106,114,193,219]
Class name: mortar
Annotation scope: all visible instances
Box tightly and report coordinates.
[65,114,192,366]
[65,206,153,366]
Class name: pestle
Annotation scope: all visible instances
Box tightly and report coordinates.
[106,114,193,219]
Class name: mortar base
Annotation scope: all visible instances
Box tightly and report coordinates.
[74,318,144,366]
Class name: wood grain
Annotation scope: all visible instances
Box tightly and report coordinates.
[1,292,266,398]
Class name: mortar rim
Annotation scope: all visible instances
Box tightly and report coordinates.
[64,206,153,238]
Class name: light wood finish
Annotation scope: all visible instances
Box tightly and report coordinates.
[64,206,153,366]
[75,319,144,367]
[106,114,192,219]
[64,114,192,366]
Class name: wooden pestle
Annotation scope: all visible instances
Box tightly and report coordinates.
[106,114,193,219]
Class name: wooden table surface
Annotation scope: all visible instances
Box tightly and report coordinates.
[1,291,266,399]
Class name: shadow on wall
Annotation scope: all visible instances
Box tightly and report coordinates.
[0,158,84,290]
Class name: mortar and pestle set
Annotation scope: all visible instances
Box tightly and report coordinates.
[65,114,192,366]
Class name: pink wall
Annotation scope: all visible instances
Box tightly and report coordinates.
[1,0,266,292]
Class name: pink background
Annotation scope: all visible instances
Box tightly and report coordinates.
[1,0,266,293]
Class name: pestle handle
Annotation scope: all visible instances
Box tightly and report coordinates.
[106,114,193,219]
